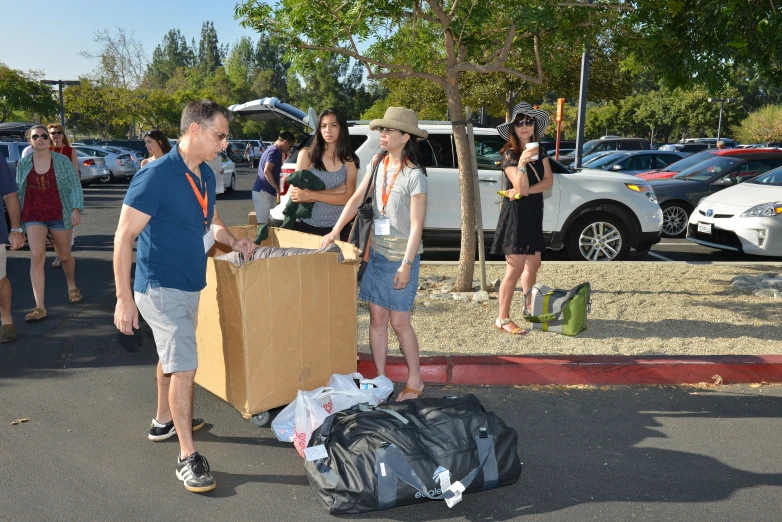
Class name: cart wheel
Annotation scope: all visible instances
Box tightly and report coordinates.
[251,411,270,427]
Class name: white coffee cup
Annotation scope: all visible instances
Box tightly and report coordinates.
[526,142,539,161]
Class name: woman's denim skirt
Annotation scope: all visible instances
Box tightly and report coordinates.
[359,248,421,312]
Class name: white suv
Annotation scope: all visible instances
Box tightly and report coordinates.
[230,99,663,260]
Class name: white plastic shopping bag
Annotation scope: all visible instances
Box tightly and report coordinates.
[328,372,394,403]
[292,389,334,457]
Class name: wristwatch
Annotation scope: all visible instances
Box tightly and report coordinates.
[10,228,23,234]
[402,259,414,268]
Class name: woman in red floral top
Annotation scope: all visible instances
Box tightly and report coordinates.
[16,125,84,322]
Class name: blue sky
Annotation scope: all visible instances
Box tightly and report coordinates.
[0,0,262,79]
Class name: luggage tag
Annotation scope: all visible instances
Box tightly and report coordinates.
[373,218,390,236]
[203,227,215,253]
[433,466,451,491]
[445,481,466,508]
[304,445,328,462]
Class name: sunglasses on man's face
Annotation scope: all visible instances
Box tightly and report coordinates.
[514,118,536,128]
[31,133,50,141]
[49,130,63,135]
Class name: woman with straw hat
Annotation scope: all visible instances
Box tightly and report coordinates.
[491,102,553,335]
[322,107,428,401]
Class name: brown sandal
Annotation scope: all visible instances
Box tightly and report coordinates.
[25,308,47,322]
[68,288,83,303]
[396,386,425,402]
[494,317,526,335]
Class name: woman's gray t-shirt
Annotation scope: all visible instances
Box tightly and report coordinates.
[370,162,427,260]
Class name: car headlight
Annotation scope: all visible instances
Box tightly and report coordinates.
[625,183,657,203]
[740,202,782,217]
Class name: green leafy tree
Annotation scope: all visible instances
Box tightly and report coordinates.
[0,63,58,123]
[620,1,782,90]
[197,22,228,77]
[734,105,782,144]
[236,0,628,289]
[64,78,133,139]
[146,29,195,88]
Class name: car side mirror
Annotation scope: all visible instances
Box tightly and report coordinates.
[611,164,623,171]
[715,177,735,186]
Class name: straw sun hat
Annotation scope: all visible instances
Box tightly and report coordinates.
[369,107,428,140]
[496,102,550,141]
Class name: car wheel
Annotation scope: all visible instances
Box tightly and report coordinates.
[99,172,114,184]
[565,212,631,261]
[228,173,236,192]
[660,201,690,238]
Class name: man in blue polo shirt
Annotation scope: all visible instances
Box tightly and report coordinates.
[251,131,296,224]
[113,99,254,494]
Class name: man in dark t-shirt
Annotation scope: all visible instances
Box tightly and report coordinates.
[114,100,254,493]
[251,131,295,224]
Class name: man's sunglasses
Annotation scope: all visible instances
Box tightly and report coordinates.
[514,118,536,128]
[31,133,50,141]
[201,124,229,141]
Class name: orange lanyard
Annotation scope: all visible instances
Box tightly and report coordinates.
[185,173,208,230]
[381,155,402,216]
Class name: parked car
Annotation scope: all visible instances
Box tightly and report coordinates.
[74,143,143,170]
[75,150,111,187]
[73,145,135,183]
[559,137,651,166]
[214,153,237,195]
[649,150,782,237]
[0,139,31,172]
[230,97,663,261]
[687,165,782,257]
[576,150,691,176]
[658,142,712,153]
[638,149,777,181]
[681,137,736,148]
[96,139,149,158]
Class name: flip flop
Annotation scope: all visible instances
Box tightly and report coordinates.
[52,257,61,268]
[396,386,425,402]
[494,317,526,335]
[25,308,47,322]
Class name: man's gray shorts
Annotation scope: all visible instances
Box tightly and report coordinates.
[135,286,200,374]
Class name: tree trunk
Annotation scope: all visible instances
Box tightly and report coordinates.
[445,74,477,292]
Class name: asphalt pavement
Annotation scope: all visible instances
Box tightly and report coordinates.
[2,164,781,521]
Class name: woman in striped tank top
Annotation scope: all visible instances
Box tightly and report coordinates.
[290,109,359,240]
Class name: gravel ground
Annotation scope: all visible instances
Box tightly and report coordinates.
[357,263,782,356]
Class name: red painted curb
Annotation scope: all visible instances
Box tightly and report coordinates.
[357,353,450,384]
[357,353,782,386]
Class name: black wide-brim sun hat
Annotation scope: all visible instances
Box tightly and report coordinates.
[496,102,550,141]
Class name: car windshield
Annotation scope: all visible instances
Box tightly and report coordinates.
[747,166,782,186]
[673,156,741,181]
[580,151,612,164]
[584,152,627,169]
[663,151,714,172]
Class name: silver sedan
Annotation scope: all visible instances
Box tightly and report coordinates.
[76,150,111,187]
[73,145,136,183]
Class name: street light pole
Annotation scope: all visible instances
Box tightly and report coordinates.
[41,79,81,127]
[707,97,738,141]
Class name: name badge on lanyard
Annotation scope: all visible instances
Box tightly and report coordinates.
[185,173,212,252]
[375,156,401,237]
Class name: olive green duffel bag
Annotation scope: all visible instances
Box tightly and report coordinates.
[523,282,591,336]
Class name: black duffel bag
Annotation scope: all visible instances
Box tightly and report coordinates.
[304,394,522,514]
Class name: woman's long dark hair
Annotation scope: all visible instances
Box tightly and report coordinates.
[308,109,359,171]
[145,130,172,154]
[400,135,427,176]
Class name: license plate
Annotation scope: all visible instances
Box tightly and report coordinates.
[697,222,712,234]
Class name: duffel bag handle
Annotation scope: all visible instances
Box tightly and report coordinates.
[375,428,499,510]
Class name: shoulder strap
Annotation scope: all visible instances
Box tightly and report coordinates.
[360,153,384,203]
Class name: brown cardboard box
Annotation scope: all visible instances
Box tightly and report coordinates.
[195,225,360,418]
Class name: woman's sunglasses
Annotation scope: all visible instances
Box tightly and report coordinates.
[31,133,50,141]
[48,130,63,135]
[514,117,536,128]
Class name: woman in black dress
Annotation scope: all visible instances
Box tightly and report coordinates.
[491,102,553,335]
